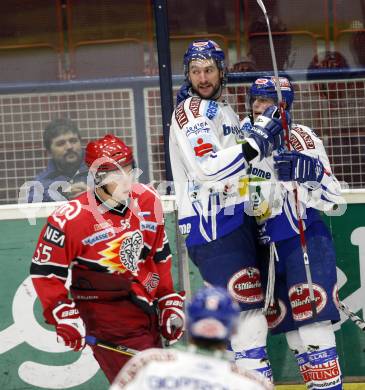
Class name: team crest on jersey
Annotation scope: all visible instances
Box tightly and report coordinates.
[52,200,81,229]
[289,283,327,321]
[265,299,287,329]
[228,267,264,304]
[99,230,144,275]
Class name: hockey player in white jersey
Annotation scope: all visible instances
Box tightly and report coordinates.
[241,77,344,390]
[169,39,290,379]
[110,286,273,390]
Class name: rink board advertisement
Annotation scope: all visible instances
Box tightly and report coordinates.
[0,203,364,389]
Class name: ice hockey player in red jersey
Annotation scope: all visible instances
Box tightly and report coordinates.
[30,134,185,383]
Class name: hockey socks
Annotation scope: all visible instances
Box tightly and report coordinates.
[295,351,313,389]
[307,346,343,389]
[234,346,273,381]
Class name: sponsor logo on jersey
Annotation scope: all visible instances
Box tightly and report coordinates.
[93,219,113,232]
[289,283,327,321]
[43,223,65,248]
[179,223,191,235]
[189,97,201,118]
[194,137,213,157]
[175,103,188,129]
[265,299,287,329]
[222,124,244,139]
[140,220,157,232]
[185,121,209,137]
[309,358,341,383]
[292,126,315,149]
[247,164,272,179]
[82,228,115,246]
[228,267,264,304]
[205,100,218,119]
[290,133,304,151]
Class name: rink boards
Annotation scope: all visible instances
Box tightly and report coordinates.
[0,193,364,389]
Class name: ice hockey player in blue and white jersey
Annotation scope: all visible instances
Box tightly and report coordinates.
[169,39,290,380]
[241,76,344,390]
[110,286,273,390]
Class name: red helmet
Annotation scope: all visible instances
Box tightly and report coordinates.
[85,134,133,171]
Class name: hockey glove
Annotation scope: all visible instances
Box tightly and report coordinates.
[274,151,324,185]
[158,291,186,345]
[246,105,290,160]
[52,300,86,351]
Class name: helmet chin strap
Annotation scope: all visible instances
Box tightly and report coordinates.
[96,185,129,210]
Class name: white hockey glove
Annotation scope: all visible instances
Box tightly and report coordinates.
[52,299,86,351]
[246,105,290,160]
[158,291,186,345]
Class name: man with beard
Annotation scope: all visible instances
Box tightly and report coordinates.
[169,39,289,381]
[28,118,88,202]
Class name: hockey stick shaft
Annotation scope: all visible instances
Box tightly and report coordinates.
[85,335,138,357]
[338,301,365,331]
[256,0,317,318]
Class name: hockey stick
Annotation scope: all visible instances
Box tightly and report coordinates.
[85,335,138,357]
[256,0,317,319]
[338,300,365,331]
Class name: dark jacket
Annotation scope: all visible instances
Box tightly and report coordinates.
[27,159,89,203]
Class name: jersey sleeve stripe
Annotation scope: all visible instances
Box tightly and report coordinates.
[30,262,69,279]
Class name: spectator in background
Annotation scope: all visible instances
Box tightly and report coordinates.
[248,16,292,71]
[27,118,88,202]
[351,30,365,66]
[307,51,350,101]
[229,56,257,73]
[307,51,349,70]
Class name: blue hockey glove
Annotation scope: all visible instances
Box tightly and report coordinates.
[176,82,191,105]
[274,151,324,184]
[247,105,290,160]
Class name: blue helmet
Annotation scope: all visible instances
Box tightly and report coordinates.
[183,39,226,79]
[248,77,294,110]
[188,287,240,341]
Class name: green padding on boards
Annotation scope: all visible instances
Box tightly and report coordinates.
[0,205,364,389]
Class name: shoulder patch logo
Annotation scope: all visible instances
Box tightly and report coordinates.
[43,223,66,247]
[292,126,315,149]
[175,102,188,129]
[189,97,201,118]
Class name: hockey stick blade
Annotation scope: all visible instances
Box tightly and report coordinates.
[338,301,365,332]
[85,335,138,356]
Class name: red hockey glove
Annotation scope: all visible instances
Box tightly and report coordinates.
[52,300,86,352]
[158,291,186,345]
